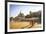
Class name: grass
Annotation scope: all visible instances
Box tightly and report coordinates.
[10,21,41,29]
[10,21,33,29]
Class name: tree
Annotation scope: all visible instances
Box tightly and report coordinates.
[10,17,13,21]
[29,11,32,17]
[29,11,32,16]
[25,15,31,18]
[38,11,41,24]
[25,11,32,18]
[18,12,24,17]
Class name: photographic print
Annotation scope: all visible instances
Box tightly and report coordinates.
[7,1,45,32]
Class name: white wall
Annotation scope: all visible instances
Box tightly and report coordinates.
[0,0,46,34]
[0,0,5,34]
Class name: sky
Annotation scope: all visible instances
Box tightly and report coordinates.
[9,4,42,17]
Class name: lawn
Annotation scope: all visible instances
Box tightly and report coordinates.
[10,21,33,29]
[10,21,41,29]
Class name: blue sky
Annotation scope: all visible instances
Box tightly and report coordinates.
[9,4,42,17]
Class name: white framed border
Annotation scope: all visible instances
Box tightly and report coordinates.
[7,2,43,32]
